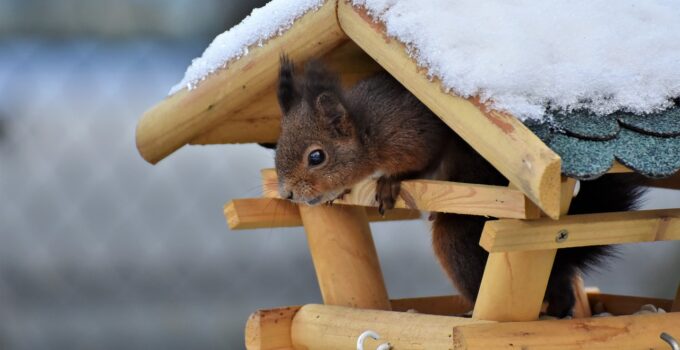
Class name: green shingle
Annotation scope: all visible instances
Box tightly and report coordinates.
[553,111,620,140]
[617,107,680,137]
[614,128,680,178]
[548,133,616,180]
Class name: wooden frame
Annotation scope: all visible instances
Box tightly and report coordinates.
[480,208,680,253]
[136,0,347,164]
[225,198,420,230]
[261,169,541,219]
[337,1,562,218]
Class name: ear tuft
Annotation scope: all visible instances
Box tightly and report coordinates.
[278,55,298,114]
[315,92,353,137]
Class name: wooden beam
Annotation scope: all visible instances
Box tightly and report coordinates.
[245,306,299,350]
[587,292,674,316]
[390,295,473,316]
[480,208,680,253]
[337,1,562,219]
[453,312,680,349]
[299,204,391,310]
[473,178,575,321]
[261,169,540,219]
[191,41,384,145]
[136,0,347,164]
[607,161,634,174]
[225,198,420,230]
[648,172,680,190]
[291,304,491,350]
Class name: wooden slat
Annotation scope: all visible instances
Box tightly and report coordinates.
[291,304,491,350]
[191,41,384,145]
[607,161,634,173]
[299,205,391,310]
[337,1,562,219]
[261,169,539,219]
[453,312,680,349]
[225,198,420,230]
[572,274,592,318]
[390,295,472,316]
[136,0,346,164]
[472,178,575,322]
[245,306,299,350]
[480,208,680,253]
[587,292,674,316]
[648,172,680,190]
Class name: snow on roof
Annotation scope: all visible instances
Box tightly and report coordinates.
[169,0,324,95]
[172,0,680,121]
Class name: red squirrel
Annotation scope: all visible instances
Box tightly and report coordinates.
[273,57,644,318]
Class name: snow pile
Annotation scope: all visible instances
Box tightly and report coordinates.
[172,0,680,121]
[169,0,324,94]
[353,0,680,120]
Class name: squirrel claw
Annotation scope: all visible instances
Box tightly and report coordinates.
[375,176,400,216]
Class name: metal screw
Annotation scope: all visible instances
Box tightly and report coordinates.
[555,229,569,243]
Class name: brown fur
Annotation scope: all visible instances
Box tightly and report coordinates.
[274,58,645,318]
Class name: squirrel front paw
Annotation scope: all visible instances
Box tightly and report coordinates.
[375,176,401,216]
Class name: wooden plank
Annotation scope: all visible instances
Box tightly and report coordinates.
[480,208,680,253]
[225,198,420,230]
[299,205,391,310]
[455,313,680,349]
[587,292,674,316]
[245,306,299,350]
[337,1,562,219]
[291,304,491,350]
[261,169,538,219]
[572,274,592,318]
[136,0,346,164]
[607,161,635,173]
[648,172,680,190]
[390,295,473,316]
[191,41,384,145]
[473,178,575,321]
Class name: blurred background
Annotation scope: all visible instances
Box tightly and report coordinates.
[0,0,678,349]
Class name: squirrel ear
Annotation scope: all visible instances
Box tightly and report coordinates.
[278,55,298,114]
[315,92,353,137]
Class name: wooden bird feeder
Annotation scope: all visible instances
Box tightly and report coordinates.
[136,1,680,348]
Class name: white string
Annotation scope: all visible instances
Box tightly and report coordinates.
[357,330,392,350]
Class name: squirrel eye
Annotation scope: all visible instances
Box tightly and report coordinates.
[308,149,325,166]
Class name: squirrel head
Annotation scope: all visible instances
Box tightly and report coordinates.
[274,57,368,205]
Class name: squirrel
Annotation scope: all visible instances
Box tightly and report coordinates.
[273,57,645,318]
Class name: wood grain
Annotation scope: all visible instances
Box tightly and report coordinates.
[225,198,420,230]
[245,306,299,350]
[480,208,680,253]
[261,169,538,219]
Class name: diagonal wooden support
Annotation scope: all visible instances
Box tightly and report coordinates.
[472,178,576,321]
[224,198,420,230]
[261,169,541,219]
[337,1,562,218]
[299,204,391,310]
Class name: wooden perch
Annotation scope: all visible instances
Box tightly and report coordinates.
[480,208,680,253]
[291,304,491,350]
[261,169,540,219]
[453,312,680,349]
[337,1,562,219]
[136,0,347,164]
[225,198,420,230]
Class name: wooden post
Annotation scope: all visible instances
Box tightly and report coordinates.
[299,204,391,310]
[473,178,576,321]
[673,283,680,312]
[245,306,300,350]
[572,274,592,318]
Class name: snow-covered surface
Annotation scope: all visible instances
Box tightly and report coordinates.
[169,0,324,94]
[173,0,680,121]
[355,0,680,120]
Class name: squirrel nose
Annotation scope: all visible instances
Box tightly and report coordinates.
[285,192,294,200]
